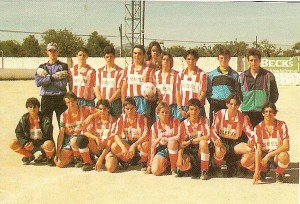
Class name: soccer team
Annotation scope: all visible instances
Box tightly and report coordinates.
[9,41,290,184]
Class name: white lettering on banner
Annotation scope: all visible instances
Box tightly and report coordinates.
[101,78,115,87]
[262,138,278,151]
[157,83,172,94]
[128,74,145,85]
[261,58,294,68]
[181,80,199,93]
[73,75,86,86]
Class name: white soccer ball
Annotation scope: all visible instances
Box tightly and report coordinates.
[36,68,48,77]
[141,82,156,98]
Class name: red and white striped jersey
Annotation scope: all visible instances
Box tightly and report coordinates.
[254,120,289,153]
[60,106,95,136]
[149,117,181,165]
[114,112,148,141]
[153,69,178,105]
[123,64,154,97]
[211,109,253,141]
[180,117,210,142]
[177,66,207,106]
[87,115,117,148]
[70,64,96,100]
[96,65,124,100]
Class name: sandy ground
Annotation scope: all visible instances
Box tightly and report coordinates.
[0,80,298,204]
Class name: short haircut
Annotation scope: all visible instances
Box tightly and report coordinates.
[123,97,136,107]
[217,48,231,57]
[77,47,89,56]
[133,44,146,55]
[188,98,202,110]
[184,49,199,60]
[155,102,170,114]
[147,41,162,60]
[26,97,40,108]
[225,94,241,105]
[103,45,116,56]
[96,99,110,110]
[161,51,174,68]
[64,92,78,101]
[247,47,262,60]
[263,102,278,114]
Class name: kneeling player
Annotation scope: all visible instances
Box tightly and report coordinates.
[84,99,118,172]
[9,97,55,166]
[177,98,210,180]
[251,103,290,184]
[211,94,254,177]
[146,102,180,176]
[111,97,149,170]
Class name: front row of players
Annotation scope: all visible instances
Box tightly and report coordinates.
[10,94,290,183]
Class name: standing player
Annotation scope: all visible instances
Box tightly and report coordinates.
[83,99,118,173]
[35,42,71,127]
[55,92,95,171]
[146,102,180,176]
[177,98,210,180]
[251,103,290,184]
[239,48,279,127]
[69,48,96,107]
[94,46,124,118]
[153,51,181,120]
[211,94,254,177]
[121,45,154,116]
[111,97,149,170]
[9,97,55,166]
[176,49,207,120]
[207,48,241,125]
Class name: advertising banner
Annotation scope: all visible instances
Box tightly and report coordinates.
[244,57,299,72]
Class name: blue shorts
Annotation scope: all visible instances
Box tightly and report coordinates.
[133,96,150,115]
[110,98,122,117]
[62,135,77,150]
[77,98,95,107]
[156,145,169,159]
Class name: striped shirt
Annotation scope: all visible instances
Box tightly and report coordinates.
[254,120,289,153]
[123,64,154,97]
[180,117,210,142]
[70,64,96,100]
[177,66,207,106]
[96,65,124,100]
[60,106,95,136]
[153,69,178,105]
[211,109,253,141]
[114,112,148,141]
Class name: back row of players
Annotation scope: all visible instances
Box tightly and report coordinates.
[10,41,289,184]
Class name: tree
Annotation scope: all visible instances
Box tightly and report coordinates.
[226,41,248,57]
[42,28,84,57]
[166,46,186,57]
[22,35,42,57]
[86,31,113,57]
[0,40,23,57]
[253,39,277,57]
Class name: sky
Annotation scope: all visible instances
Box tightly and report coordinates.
[0,0,299,49]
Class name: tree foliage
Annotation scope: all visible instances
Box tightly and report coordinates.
[86,31,113,57]
[0,40,23,57]
[167,46,186,57]
[42,28,84,57]
[22,35,42,57]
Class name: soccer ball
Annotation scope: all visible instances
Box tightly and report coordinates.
[36,68,48,77]
[141,82,156,98]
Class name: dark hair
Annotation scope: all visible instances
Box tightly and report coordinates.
[188,98,203,110]
[146,41,162,60]
[26,97,40,108]
[247,48,262,60]
[132,44,146,55]
[123,97,136,108]
[96,99,110,110]
[263,102,278,114]
[184,49,199,60]
[103,45,116,56]
[77,47,89,56]
[161,51,174,68]
[64,92,77,101]
[217,48,231,57]
[225,94,241,105]
[155,102,170,114]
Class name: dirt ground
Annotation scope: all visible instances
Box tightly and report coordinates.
[0,80,298,204]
